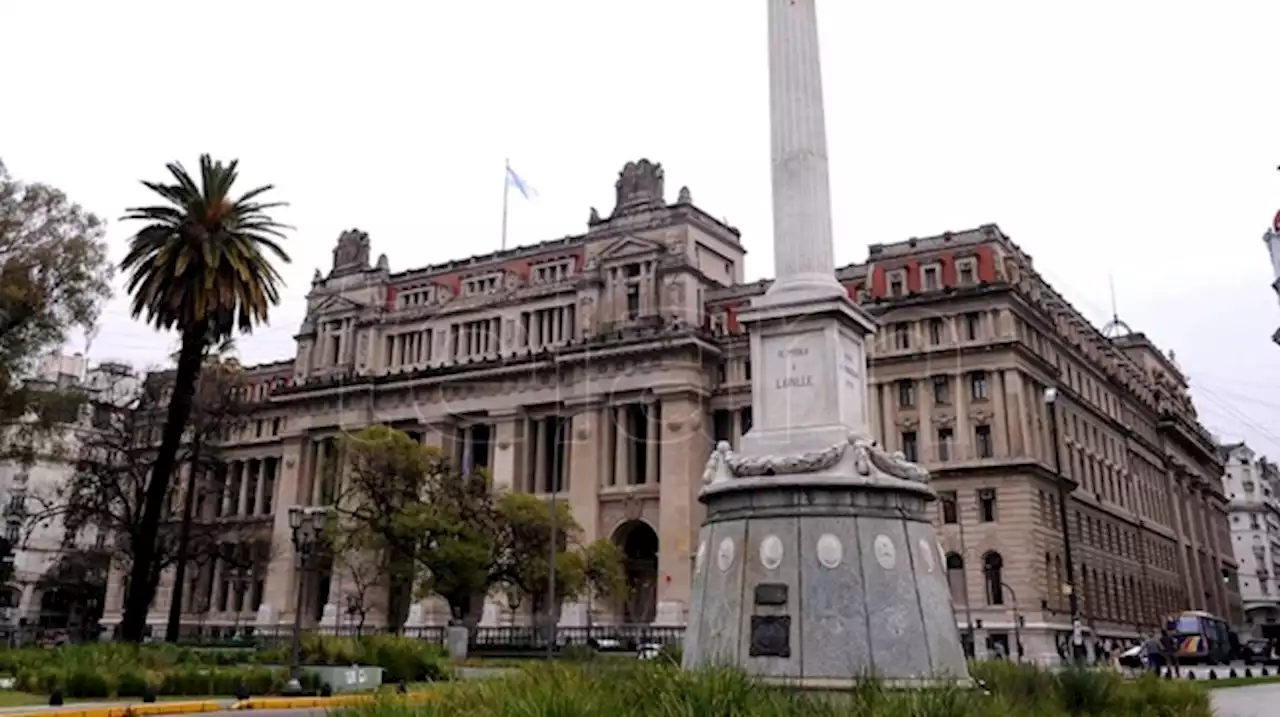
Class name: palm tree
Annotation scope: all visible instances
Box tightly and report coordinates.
[118,155,290,642]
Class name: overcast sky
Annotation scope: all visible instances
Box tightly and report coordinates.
[3,1,1279,457]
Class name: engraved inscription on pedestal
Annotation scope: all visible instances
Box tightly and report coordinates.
[759,330,828,432]
[837,328,866,430]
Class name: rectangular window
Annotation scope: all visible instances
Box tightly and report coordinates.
[975,425,993,458]
[626,285,641,319]
[964,313,981,341]
[923,266,939,291]
[937,427,954,461]
[928,318,943,345]
[958,261,976,285]
[889,275,904,297]
[970,372,988,400]
[894,324,910,350]
[897,380,915,408]
[940,491,958,524]
[979,488,997,522]
[933,376,951,405]
[901,431,918,463]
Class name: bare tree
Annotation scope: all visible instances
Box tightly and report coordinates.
[45,364,262,636]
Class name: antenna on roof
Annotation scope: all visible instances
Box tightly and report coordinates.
[1101,275,1133,338]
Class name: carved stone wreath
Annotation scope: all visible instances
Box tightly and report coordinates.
[703,432,931,486]
[722,439,847,478]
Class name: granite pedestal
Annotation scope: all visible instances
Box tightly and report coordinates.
[683,443,971,687]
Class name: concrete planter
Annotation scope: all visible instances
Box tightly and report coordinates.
[300,665,384,693]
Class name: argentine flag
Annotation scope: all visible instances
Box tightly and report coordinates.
[506,164,537,200]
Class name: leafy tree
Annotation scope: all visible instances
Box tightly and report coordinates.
[337,426,508,629]
[35,546,110,634]
[0,160,112,453]
[116,156,290,642]
[495,494,625,625]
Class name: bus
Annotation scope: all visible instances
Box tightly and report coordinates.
[1165,611,1234,665]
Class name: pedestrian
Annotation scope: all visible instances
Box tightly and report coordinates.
[1160,629,1181,677]
[1143,633,1163,674]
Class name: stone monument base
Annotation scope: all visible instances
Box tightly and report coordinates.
[683,444,971,687]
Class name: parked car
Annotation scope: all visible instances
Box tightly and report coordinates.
[1240,639,1280,666]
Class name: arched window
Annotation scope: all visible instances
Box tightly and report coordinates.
[946,553,967,606]
[984,552,1004,605]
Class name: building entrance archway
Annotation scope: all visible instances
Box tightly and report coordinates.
[613,520,658,624]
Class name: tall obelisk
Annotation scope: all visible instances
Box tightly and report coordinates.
[682,0,970,686]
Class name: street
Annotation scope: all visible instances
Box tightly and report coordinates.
[1212,683,1280,717]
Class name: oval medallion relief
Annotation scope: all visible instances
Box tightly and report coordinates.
[874,534,897,571]
[919,538,935,573]
[717,537,735,572]
[759,535,784,570]
[816,534,843,569]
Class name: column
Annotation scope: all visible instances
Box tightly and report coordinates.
[567,405,602,542]
[310,440,325,505]
[614,408,630,485]
[261,438,306,625]
[655,394,708,626]
[991,372,1010,457]
[1003,370,1026,458]
[762,0,840,297]
[533,419,547,493]
[645,402,660,485]
[490,412,519,492]
[955,374,972,461]
[242,459,257,516]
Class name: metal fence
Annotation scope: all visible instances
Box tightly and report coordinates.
[162,624,685,656]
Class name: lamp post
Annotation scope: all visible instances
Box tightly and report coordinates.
[287,506,330,689]
[1045,388,1084,662]
[545,395,605,660]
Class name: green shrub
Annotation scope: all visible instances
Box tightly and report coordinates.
[115,669,151,698]
[331,661,1212,717]
[64,667,111,699]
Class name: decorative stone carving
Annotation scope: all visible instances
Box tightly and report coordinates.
[932,414,955,429]
[895,415,919,431]
[612,159,665,217]
[578,295,596,333]
[970,408,994,424]
[702,434,931,486]
[677,186,692,204]
[332,229,372,274]
[664,276,684,317]
[503,271,524,291]
[589,207,601,224]
[312,269,323,284]
[356,332,369,366]
[376,253,389,271]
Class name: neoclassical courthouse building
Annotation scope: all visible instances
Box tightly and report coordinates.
[101,160,1239,658]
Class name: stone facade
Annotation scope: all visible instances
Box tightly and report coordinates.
[1220,443,1280,639]
[97,166,1238,651]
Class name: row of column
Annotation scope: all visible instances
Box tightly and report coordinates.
[386,328,433,368]
[219,457,279,517]
[521,305,575,349]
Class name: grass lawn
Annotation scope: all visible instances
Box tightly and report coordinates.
[0,692,232,707]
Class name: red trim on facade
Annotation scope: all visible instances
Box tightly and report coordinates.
[904,260,921,293]
[976,245,997,283]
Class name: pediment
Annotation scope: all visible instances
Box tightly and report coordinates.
[311,293,365,316]
[597,235,663,262]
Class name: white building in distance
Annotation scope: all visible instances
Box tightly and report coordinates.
[0,351,139,632]
[1220,442,1280,639]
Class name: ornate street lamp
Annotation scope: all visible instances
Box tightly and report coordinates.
[285,506,331,692]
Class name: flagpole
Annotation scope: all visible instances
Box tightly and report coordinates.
[501,158,510,251]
